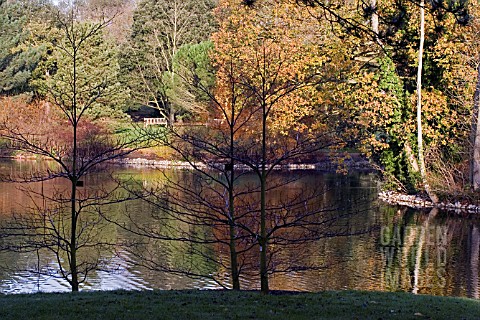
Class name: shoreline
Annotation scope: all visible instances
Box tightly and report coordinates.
[111,156,373,171]
[0,153,374,171]
[4,155,480,213]
[379,190,480,214]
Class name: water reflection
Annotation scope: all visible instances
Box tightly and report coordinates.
[0,160,479,298]
[377,207,480,298]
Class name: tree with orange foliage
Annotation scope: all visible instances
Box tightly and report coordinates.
[212,0,323,294]
[293,0,473,198]
[115,0,360,294]
[183,0,351,293]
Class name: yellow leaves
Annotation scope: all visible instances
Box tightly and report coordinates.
[408,88,465,148]
[269,93,313,134]
[212,0,324,141]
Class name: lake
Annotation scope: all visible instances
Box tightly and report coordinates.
[0,159,479,298]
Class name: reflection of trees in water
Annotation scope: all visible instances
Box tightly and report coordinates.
[114,170,222,287]
[467,225,479,299]
[0,161,59,215]
[264,173,380,290]
[379,208,480,298]
[0,169,127,292]
[2,164,478,295]
[118,169,380,291]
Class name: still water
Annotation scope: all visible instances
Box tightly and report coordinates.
[0,160,479,298]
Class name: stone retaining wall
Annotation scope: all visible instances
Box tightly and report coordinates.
[379,191,480,213]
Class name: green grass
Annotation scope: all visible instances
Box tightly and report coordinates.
[0,290,479,320]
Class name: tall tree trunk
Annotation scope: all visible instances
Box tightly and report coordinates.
[371,0,382,46]
[260,105,269,294]
[70,174,79,292]
[70,45,79,292]
[228,211,240,290]
[416,1,438,203]
[470,64,480,190]
[258,45,269,294]
[228,96,240,290]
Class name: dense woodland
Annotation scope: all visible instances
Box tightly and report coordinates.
[0,0,478,199]
[1,0,480,293]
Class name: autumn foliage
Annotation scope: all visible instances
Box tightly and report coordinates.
[210,0,332,156]
[0,96,113,162]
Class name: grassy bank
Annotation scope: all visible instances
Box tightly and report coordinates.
[0,290,479,319]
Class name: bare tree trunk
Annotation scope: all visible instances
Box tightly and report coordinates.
[260,101,269,294]
[228,97,240,290]
[70,176,79,292]
[228,210,240,290]
[470,64,480,190]
[70,38,79,292]
[371,0,382,46]
[416,1,438,203]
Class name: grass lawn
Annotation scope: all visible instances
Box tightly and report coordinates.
[0,290,479,320]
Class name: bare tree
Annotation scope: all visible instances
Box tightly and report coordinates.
[0,9,150,292]
[113,20,369,293]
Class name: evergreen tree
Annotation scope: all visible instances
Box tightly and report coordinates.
[166,41,216,121]
[121,0,217,123]
[0,0,47,96]
[32,19,129,119]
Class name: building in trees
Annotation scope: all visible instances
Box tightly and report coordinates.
[121,0,218,124]
[116,0,367,294]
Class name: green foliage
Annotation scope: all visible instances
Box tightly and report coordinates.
[379,146,420,193]
[172,41,215,99]
[375,56,418,191]
[32,21,129,119]
[164,41,216,119]
[120,0,218,120]
[0,0,47,95]
[347,54,418,191]
[131,0,217,46]
[376,56,405,110]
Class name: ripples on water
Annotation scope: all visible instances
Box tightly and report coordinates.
[0,162,479,298]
